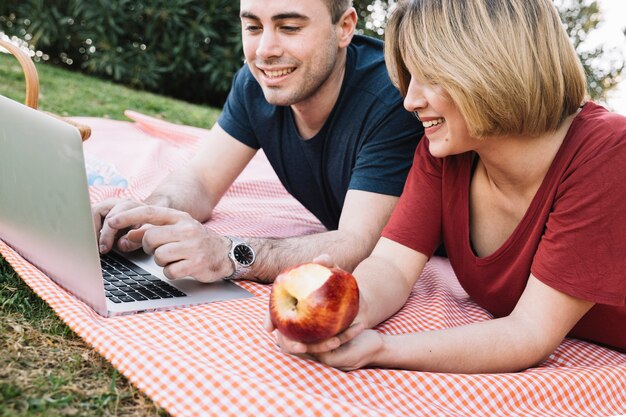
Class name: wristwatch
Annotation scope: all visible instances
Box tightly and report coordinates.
[224,236,256,280]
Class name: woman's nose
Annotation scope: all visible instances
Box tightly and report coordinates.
[404,78,427,113]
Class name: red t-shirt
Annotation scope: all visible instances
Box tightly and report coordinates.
[382,102,626,350]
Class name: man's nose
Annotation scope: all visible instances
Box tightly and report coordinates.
[256,30,282,59]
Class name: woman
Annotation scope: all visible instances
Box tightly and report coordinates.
[266,0,626,373]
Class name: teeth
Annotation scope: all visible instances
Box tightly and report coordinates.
[264,68,294,78]
[422,118,445,128]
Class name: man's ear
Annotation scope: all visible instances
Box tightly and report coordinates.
[337,7,357,48]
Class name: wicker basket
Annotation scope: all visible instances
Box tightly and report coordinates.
[0,38,91,141]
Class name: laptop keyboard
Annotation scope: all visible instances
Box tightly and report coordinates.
[100,252,187,303]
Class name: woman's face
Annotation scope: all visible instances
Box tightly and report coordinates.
[403,75,476,158]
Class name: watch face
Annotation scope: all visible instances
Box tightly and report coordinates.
[233,243,255,266]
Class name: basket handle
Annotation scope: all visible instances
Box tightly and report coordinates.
[0,39,91,141]
[0,38,39,108]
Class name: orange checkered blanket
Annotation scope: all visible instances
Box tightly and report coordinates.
[2,113,625,417]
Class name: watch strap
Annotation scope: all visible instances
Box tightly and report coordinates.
[224,236,255,281]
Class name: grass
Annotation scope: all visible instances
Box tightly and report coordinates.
[0,51,221,416]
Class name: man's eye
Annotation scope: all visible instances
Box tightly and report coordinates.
[281,26,300,32]
[245,25,261,33]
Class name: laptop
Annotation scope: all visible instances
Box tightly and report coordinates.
[0,95,252,317]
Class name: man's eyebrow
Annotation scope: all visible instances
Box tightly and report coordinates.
[271,13,309,22]
[240,11,259,20]
[240,11,310,22]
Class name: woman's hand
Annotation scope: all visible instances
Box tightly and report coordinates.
[265,253,378,369]
[313,329,385,371]
[265,312,382,371]
[265,315,384,371]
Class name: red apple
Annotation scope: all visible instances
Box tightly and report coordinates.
[269,263,359,344]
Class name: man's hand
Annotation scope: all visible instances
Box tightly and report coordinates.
[93,198,148,253]
[106,206,235,282]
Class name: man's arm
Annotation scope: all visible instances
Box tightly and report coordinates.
[144,124,257,220]
[103,188,400,283]
[245,189,399,282]
[96,124,256,253]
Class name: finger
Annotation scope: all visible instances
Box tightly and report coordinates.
[93,212,103,242]
[116,234,144,253]
[92,203,109,242]
[126,224,153,245]
[302,322,366,354]
[335,321,366,345]
[118,225,152,252]
[311,254,335,268]
[152,241,187,267]
[99,213,124,253]
[275,333,308,354]
[142,225,186,255]
[162,258,191,280]
[93,201,120,251]
[98,200,139,252]
[264,312,275,332]
[108,206,186,230]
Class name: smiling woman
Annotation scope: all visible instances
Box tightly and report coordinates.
[271,0,626,374]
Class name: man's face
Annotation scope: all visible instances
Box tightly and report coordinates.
[240,0,341,106]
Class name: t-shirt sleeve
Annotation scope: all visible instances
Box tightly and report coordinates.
[532,129,626,306]
[216,66,261,149]
[348,103,422,196]
[381,138,443,257]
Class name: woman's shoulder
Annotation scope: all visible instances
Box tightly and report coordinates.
[563,102,626,164]
[575,102,626,139]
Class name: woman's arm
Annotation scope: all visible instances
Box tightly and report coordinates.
[318,274,594,373]
[268,237,430,354]
[353,237,430,329]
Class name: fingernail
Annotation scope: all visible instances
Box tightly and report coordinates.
[99,245,106,253]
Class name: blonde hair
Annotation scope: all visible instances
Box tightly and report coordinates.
[385,0,587,137]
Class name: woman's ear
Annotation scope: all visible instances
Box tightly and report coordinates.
[336,7,357,48]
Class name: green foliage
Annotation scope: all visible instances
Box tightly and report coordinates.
[1,0,242,106]
[1,0,624,106]
[557,0,624,100]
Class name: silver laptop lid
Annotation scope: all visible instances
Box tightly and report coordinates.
[0,95,108,315]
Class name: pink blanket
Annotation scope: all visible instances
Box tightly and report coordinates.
[1,112,625,417]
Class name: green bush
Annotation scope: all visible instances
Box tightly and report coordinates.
[1,0,242,106]
[5,0,619,105]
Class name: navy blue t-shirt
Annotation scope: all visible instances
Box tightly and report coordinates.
[218,35,423,230]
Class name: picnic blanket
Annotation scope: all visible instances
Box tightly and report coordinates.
[1,112,625,417]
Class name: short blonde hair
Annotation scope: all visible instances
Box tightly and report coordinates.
[385,0,587,137]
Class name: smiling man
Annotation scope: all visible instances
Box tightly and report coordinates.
[93,0,423,283]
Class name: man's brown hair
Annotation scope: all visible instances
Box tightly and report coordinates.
[326,0,352,23]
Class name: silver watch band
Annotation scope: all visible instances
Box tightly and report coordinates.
[224,236,255,281]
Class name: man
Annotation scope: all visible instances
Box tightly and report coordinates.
[94,0,422,283]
